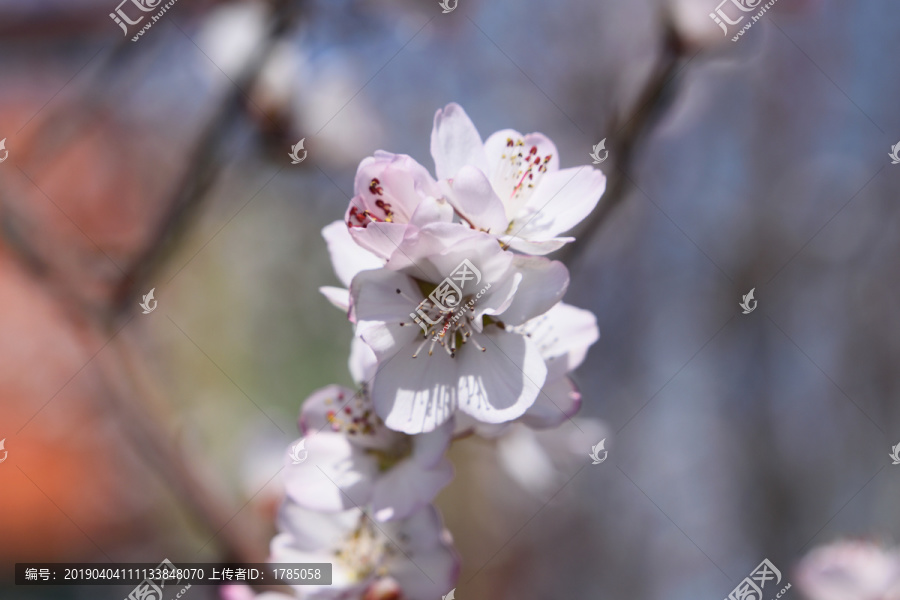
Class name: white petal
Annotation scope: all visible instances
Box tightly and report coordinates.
[455,327,546,424]
[349,334,378,385]
[275,501,359,551]
[521,376,581,429]
[495,256,569,326]
[411,419,454,467]
[269,532,333,566]
[370,326,547,432]
[321,220,383,287]
[387,223,512,284]
[484,129,560,200]
[358,318,420,363]
[385,504,446,549]
[282,434,377,512]
[350,269,422,329]
[501,235,572,255]
[318,286,350,313]
[219,584,254,600]
[381,224,520,330]
[454,412,510,438]
[497,424,559,496]
[431,103,488,180]
[512,165,606,239]
[348,221,409,262]
[389,545,459,600]
[368,338,459,434]
[271,532,366,597]
[524,302,600,380]
[371,457,454,521]
[409,195,454,228]
[385,507,459,600]
[469,272,522,333]
[298,384,357,435]
[441,166,509,234]
[220,585,295,600]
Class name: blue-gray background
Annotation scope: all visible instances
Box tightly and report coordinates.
[1,0,898,598]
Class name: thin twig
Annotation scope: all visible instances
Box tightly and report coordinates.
[2,0,305,579]
[556,16,693,265]
[111,0,303,313]
[92,326,270,564]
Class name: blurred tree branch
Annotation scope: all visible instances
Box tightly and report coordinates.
[93,325,271,564]
[4,0,306,579]
[98,0,304,574]
[557,12,696,265]
[112,0,303,313]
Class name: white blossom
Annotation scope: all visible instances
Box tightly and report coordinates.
[284,383,454,522]
[431,103,606,255]
[351,223,569,434]
[271,500,458,600]
[796,540,900,600]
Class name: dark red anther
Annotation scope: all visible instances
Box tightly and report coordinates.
[348,206,368,227]
[530,145,538,155]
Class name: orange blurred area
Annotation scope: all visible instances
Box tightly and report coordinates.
[0,242,140,561]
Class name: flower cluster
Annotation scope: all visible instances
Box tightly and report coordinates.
[233,104,604,600]
[796,540,900,600]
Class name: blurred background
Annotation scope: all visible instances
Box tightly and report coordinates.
[1,0,900,598]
